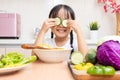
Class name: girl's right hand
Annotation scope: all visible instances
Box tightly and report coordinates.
[40,18,56,34]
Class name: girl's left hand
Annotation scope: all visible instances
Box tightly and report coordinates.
[67,20,82,33]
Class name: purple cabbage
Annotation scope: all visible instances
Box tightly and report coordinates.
[97,40,120,70]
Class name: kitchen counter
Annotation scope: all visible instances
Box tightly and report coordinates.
[0,61,74,80]
[0,39,97,48]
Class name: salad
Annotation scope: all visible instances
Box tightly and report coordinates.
[0,52,37,68]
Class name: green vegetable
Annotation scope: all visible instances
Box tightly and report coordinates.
[87,66,103,75]
[87,65,115,75]
[20,55,37,64]
[100,66,115,75]
[0,61,4,68]
[1,52,24,66]
[62,20,67,27]
[0,52,37,68]
[56,17,61,25]
[85,48,97,64]
[71,51,84,65]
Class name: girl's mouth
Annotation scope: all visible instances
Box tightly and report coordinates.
[56,29,67,33]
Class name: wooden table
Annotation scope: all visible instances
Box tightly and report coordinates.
[0,61,74,80]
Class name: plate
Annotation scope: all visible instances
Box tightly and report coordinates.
[0,63,30,74]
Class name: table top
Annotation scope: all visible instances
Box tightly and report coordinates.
[0,60,74,80]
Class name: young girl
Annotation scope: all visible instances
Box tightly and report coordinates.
[34,4,88,57]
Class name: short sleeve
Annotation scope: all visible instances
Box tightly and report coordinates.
[72,38,78,51]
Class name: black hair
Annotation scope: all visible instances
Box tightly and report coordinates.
[49,4,75,54]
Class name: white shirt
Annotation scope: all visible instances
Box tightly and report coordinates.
[44,38,78,51]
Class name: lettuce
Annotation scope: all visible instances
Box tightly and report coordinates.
[0,52,37,68]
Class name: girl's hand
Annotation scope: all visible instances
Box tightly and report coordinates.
[40,18,56,34]
[34,18,56,46]
[67,20,82,33]
[67,20,88,55]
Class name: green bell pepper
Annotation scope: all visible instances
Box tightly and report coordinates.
[87,66,103,75]
[100,66,115,75]
[87,65,115,75]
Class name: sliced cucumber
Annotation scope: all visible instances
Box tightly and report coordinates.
[71,51,84,65]
[62,20,67,27]
[56,17,61,25]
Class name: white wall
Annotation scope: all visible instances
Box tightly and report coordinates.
[63,0,116,39]
[0,0,117,41]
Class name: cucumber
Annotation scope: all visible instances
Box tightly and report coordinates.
[56,17,61,25]
[62,20,67,27]
[71,51,84,65]
[85,48,97,64]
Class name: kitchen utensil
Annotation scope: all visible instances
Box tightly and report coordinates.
[21,44,46,49]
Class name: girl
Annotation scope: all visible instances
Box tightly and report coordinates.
[34,4,88,57]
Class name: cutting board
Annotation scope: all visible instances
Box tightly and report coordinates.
[68,63,120,80]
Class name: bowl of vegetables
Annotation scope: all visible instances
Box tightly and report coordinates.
[21,43,72,63]
[33,48,72,63]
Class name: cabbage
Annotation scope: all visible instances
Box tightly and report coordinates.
[97,40,120,70]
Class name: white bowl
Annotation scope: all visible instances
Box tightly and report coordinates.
[33,48,72,63]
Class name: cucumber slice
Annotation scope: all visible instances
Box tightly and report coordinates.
[56,17,61,25]
[71,51,84,65]
[62,20,67,27]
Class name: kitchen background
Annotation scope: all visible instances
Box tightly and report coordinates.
[0,0,119,46]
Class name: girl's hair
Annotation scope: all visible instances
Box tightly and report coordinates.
[49,4,75,53]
